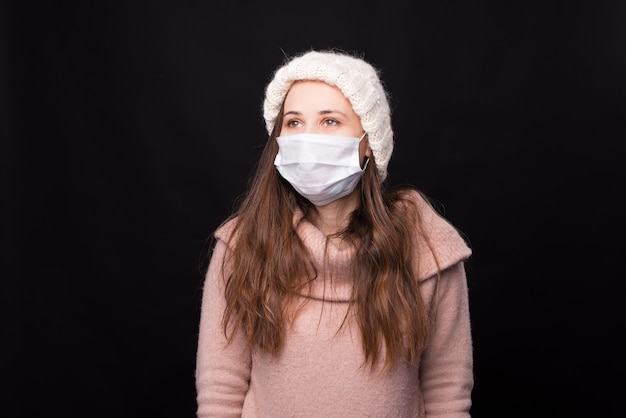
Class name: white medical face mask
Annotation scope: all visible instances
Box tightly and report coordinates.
[274,132,367,206]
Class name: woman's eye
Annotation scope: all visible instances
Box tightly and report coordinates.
[323,119,339,127]
[286,120,301,128]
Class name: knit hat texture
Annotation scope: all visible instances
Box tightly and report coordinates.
[263,50,394,181]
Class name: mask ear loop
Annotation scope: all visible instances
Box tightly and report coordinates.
[359,132,370,170]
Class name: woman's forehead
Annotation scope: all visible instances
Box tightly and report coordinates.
[284,80,353,113]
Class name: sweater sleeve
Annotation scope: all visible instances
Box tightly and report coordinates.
[195,238,251,418]
[419,262,474,417]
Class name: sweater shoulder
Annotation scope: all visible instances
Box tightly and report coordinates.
[400,189,472,281]
[213,216,240,250]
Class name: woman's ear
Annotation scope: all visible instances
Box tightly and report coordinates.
[360,139,372,169]
[360,133,372,159]
[359,134,372,168]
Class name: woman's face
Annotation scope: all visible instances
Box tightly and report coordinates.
[280,80,372,165]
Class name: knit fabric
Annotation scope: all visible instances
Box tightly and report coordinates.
[195,191,474,417]
[263,50,394,181]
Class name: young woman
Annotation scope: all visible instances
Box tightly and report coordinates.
[195,49,474,417]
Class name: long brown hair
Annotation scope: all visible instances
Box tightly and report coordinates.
[218,107,438,371]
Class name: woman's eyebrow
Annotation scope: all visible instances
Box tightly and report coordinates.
[283,109,349,117]
[319,109,348,117]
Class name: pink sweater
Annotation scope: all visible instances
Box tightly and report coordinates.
[196,191,473,417]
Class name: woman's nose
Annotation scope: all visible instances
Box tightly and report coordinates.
[304,126,321,134]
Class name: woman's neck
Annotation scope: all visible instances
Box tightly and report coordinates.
[310,191,359,236]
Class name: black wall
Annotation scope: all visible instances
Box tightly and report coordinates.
[5,1,625,417]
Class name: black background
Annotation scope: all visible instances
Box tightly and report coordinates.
[4,1,625,417]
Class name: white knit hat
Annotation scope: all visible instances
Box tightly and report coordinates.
[263,50,394,181]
